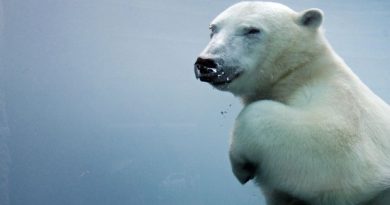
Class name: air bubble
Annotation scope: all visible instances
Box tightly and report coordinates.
[209,68,217,73]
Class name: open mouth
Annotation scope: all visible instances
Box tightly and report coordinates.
[194,63,242,86]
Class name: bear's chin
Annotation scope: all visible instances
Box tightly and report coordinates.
[211,80,239,92]
[212,83,230,90]
[211,70,243,87]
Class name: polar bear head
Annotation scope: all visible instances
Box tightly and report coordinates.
[194,1,324,101]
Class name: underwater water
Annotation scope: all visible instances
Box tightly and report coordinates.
[0,0,390,204]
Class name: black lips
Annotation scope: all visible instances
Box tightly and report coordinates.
[194,57,229,85]
[194,57,242,86]
[194,58,218,81]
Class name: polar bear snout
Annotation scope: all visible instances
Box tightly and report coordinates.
[194,57,218,79]
[194,57,242,86]
[194,57,225,85]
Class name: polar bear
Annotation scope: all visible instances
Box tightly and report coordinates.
[194,1,390,205]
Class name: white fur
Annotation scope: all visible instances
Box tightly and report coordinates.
[198,1,390,205]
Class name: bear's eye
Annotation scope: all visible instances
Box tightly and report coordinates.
[244,27,261,36]
[209,24,217,32]
[209,24,217,38]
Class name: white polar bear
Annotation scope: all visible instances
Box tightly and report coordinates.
[194,1,390,205]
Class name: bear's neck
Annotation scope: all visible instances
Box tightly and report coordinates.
[241,43,355,106]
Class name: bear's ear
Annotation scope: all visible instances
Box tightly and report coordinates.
[298,8,323,29]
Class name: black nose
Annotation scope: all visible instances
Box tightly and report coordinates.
[194,57,218,70]
[194,57,219,81]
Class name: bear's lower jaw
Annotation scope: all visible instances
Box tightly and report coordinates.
[207,70,243,87]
